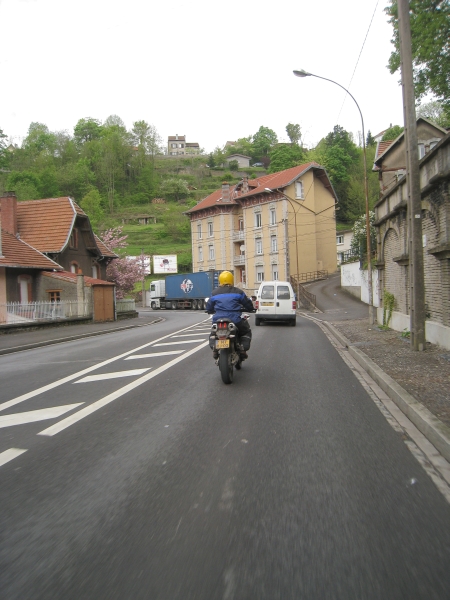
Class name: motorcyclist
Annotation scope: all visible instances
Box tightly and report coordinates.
[205,271,255,361]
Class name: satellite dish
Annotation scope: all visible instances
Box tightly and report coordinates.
[240,245,245,252]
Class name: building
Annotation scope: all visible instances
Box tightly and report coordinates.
[223,154,252,169]
[336,229,354,264]
[185,163,338,295]
[167,134,201,156]
[373,119,450,348]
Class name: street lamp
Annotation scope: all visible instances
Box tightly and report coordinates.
[293,69,374,325]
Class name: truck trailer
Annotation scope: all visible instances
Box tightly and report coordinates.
[149,271,230,310]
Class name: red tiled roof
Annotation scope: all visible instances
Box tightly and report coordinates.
[376,140,394,159]
[0,230,63,269]
[94,234,117,258]
[17,197,81,253]
[168,135,186,141]
[42,271,114,286]
[186,162,330,213]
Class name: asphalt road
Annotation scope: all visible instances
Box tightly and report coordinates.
[1,312,449,599]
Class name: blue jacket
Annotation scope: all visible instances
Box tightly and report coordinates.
[205,285,254,323]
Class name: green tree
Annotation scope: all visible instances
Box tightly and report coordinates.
[228,159,239,171]
[252,126,278,159]
[207,152,215,168]
[366,130,376,146]
[159,177,190,203]
[268,144,305,173]
[0,127,9,169]
[350,211,376,258]
[385,0,450,110]
[416,100,450,127]
[6,171,40,200]
[74,118,103,145]
[80,187,105,229]
[382,124,404,140]
[286,123,302,145]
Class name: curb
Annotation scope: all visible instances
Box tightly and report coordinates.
[0,318,164,356]
[318,319,450,463]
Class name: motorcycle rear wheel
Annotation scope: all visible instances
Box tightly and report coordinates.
[219,348,233,384]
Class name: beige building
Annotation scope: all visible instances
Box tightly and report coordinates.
[167,134,201,156]
[185,163,338,295]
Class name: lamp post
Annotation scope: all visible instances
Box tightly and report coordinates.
[293,69,374,325]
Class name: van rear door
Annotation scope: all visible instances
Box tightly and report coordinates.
[275,283,294,316]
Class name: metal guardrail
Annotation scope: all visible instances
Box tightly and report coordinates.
[0,300,91,325]
[294,270,328,283]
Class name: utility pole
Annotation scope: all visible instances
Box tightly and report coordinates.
[398,0,426,350]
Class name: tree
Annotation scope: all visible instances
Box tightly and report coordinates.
[252,126,278,159]
[6,171,40,200]
[100,227,145,299]
[228,159,239,171]
[80,188,105,230]
[268,144,305,173]
[74,118,103,145]
[366,130,376,146]
[350,212,376,259]
[416,100,449,127]
[385,0,450,110]
[382,124,404,140]
[160,177,190,203]
[286,123,302,145]
[207,152,215,168]
[0,127,9,168]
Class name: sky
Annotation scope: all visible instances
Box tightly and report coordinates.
[1,0,405,152]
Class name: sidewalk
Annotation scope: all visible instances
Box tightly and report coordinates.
[304,274,450,462]
[0,310,162,355]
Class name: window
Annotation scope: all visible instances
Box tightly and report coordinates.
[209,245,215,260]
[48,290,61,303]
[208,221,213,237]
[92,264,99,279]
[418,144,425,159]
[260,285,274,299]
[270,235,277,252]
[272,267,279,280]
[70,262,79,274]
[269,208,276,225]
[255,212,262,228]
[239,219,244,231]
[171,143,177,148]
[277,285,290,300]
[256,267,265,282]
[197,222,202,239]
[256,238,263,255]
[337,235,344,245]
[18,275,32,304]
[69,228,78,249]
[198,246,203,261]
[295,180,304,199]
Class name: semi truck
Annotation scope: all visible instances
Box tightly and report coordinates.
[149,271,230,310]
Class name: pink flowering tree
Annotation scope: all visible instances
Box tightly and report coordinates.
[100,227,145,299]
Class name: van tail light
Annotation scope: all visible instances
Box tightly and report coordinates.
[292,301,297,310]
[255,301,259,309]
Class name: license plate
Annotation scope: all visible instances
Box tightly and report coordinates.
[262,302,274,306]
[216,339,230,349]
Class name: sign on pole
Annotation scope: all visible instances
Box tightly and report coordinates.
[153,255,178,273]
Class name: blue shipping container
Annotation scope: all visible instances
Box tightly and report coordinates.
[165,271,231,300]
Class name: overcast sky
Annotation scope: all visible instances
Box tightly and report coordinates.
[1,0,405,152]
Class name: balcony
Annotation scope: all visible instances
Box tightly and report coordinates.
[233,255,245,265]
[233,230,245,242]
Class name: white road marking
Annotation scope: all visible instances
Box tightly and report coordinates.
[0,320,210,413]
[38,341,209,437]
[170,334,208,338]
[154,340,204,346]
[0,404,83,428]
[0,448,27,466]
[73,369,150,383]
[124,351,185,360]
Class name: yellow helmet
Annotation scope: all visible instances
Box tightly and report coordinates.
[219,270,234,286]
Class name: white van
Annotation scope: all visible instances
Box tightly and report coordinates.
[255,281,297,326]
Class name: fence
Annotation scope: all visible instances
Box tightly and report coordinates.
[0,300,91,325]
[116,299,136,313]
[294,270,328,284]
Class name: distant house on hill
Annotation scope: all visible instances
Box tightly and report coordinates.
[167,134,201,156]
[223,154,251,169]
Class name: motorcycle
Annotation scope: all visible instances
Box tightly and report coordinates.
[209,314,250,384]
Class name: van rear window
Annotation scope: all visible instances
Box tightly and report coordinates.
[277,286,290,300]
[260,285,274,299]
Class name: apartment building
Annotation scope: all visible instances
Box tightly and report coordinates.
[167,134,201,156]
[185,163,338,295]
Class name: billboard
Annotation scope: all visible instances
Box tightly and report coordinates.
[153,255,178,274]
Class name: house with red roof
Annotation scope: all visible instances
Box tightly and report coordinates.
[0,192,117,322]
[185,163,338,293]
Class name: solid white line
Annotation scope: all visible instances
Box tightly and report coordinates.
[38,341,209,437]
[0,404,83,428]
[73,369,150,383]
[0,448,27,467]
[0,320,210,413]
[154,340,204,346]
[124,351,185,360]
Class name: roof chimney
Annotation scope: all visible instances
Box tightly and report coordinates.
[242,176,249,194]
[176,133,178,140]
[0,191,18,236]
[222,182,230,203]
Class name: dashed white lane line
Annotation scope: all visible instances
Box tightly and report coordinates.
[0,321,210,413]
[73,369,151,383]
[0,448,27,466]
[0,404,83,428]
[170,334,208,338]
[125,351,185,360]
[38,341,209,437]
[154,340,204,346]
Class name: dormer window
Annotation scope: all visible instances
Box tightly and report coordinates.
[69,228,78,249]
